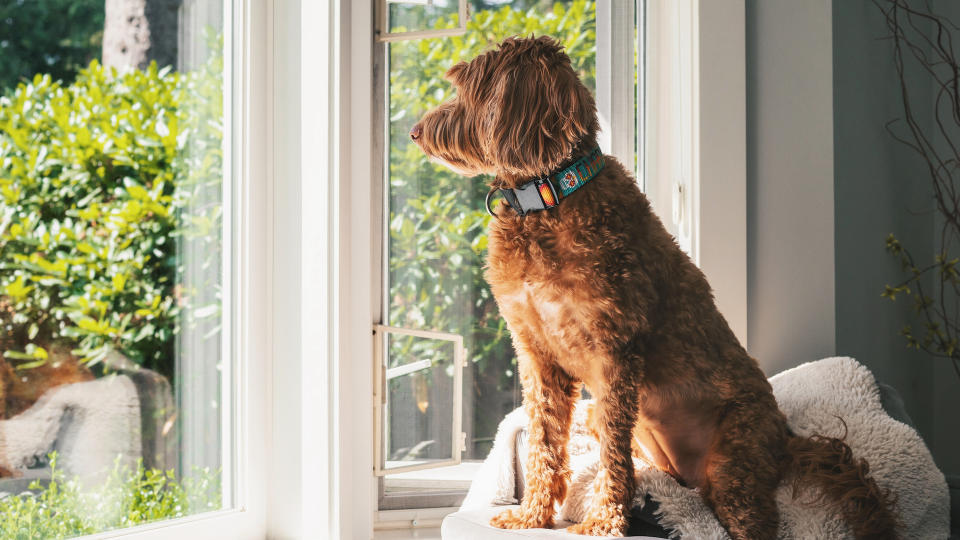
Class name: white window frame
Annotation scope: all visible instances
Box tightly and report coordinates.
[267,0,340,538]
[375,0,468,42]
[373,325,467,477]
[596,1,642,179]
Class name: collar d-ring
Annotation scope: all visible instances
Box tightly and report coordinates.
[485,187,501,219]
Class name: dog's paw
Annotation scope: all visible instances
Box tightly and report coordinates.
[489,507,553,530]
[565,505,628,537]
[566,517,627,537]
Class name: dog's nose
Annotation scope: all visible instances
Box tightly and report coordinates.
[410,124,422,141]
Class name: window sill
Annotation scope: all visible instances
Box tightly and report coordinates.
[384,461,482,492]
[373,526,442,540]
[375,506,458,535]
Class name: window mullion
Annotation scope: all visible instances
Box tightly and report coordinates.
[596,0,638,176]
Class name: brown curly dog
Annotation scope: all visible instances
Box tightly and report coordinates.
[411,36,899,539]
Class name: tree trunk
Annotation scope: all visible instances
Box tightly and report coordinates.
[102,0,182,71]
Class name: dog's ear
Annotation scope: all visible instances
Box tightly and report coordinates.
[444,55,496,104]
[482,38,598,177]
[444,62,467,85]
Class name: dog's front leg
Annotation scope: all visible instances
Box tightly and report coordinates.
[490,341,579,530]
[567,366,640,537]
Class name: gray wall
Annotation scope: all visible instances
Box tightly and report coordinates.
[747,0,959,475]
[832,0,939,466]
[745,0,836,376]
[929,0,960,482]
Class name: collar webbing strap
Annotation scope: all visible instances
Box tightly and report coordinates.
[493,147,605,217]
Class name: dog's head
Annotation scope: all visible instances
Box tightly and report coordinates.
[410,36,598,183]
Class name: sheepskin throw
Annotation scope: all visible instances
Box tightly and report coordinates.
[461,357,950,539]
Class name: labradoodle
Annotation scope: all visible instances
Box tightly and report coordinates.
[410,36,899,539]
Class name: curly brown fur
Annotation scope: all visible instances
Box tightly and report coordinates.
[413,35,899,539]
[786,424,901,539]
[490,358,580,530]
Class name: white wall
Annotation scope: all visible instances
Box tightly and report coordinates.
[745,0,836,376]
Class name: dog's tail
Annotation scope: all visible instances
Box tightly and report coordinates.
[785,424,900,540]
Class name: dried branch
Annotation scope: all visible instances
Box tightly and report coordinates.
[878,0,960,382]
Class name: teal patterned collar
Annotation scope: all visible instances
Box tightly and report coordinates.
[487,147,605,217]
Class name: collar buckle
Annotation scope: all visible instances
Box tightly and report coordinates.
[491,147,605,218]
[499,177,558,217]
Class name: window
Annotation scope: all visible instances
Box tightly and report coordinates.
[0,1,243,536]
[373,0,642,513]
[0,0,744,536]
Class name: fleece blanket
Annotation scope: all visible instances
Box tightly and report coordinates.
[462,357,950,539]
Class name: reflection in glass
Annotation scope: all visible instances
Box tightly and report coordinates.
[0,1,227,536]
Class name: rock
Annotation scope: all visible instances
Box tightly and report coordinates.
[0,375,141,481]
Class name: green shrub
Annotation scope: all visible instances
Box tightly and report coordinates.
[0,46,222,376]
[0,453,220,540]
[386,1,596,454]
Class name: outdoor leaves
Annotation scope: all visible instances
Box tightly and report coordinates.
[0,46,223,375]
[0,453,220,539]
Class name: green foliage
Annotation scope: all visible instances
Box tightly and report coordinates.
[0,453,220,539]
[0,44,223,376]
[0,0,105,92]
[386,1,595,453]
[884,233,960,360]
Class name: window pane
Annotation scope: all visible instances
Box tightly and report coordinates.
[384,0,598,502]
[0,1,228,536]
[387,0,462,34]
[383,333,458,474]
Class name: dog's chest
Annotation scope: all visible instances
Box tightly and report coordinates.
[487,220,625,379]
[510,282,569,330]
[495,278,604,374]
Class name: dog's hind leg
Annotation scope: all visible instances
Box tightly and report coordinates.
[490,343,580,530]
[702,399,789,540]
[566,366,640,537]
